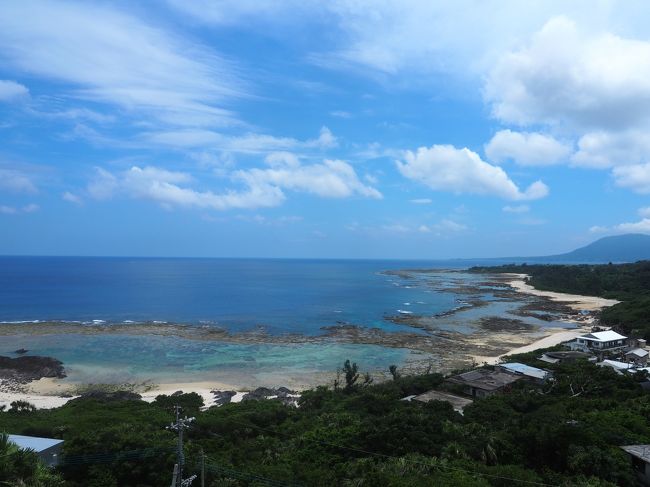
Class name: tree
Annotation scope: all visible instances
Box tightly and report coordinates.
[342,360,360,391]
[388,365,400,381]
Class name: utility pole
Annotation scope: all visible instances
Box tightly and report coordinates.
[168,405,197,487]
[200,448,205,487]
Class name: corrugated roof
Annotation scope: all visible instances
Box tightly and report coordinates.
[447,369,521,391]
[500,362,550,380]
[598,359,634,371]
[626,348,649,358]
[621,445,650,463]
[8,434,63,452]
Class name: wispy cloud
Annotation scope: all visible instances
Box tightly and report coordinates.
[0,1,245,128]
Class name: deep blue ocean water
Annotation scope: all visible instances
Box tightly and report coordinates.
[0,256,539,386]
[0,256,488,333]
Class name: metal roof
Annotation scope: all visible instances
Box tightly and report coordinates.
[413,390,474,411]
[626,348,649,358]
[499,362,550,380]
[8,434,63,452]
[580,330,627,342]
[598,359,635,371]
[447,369,521,391]
[621,445,650,463]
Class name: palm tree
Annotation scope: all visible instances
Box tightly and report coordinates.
[0,433,64,486]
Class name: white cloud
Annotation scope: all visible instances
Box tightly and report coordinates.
[590,218,650,235]
[89,166,285,210]
[571,130,650,168]
[239,158,382,199]
[0,80,28,101]
[0,203,39,214]
[330,110,352,118]
[0,168,37,193]
[0,1,244,127]
[486,17,650,131]
[62,191,83,205]
[485,130,571,166]
[639,207,650,218]
[410,198,432,204]
[396,145,548,201]
[88,157,380,211]
[142,126,338,152]
[612,163,650,194]
[502,205,530,213]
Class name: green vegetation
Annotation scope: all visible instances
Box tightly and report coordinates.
[471,261,650,339]
[1,433,64,486]
[1,355,649,486]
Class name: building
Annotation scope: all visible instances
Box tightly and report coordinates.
[8,434,64,467]
[621,445,650,485]
[626,348,649,366]
[496,362,552,384]
[570,330,628,353]
[598,359,636,374]
[446,368,522,398]
[538,350,594,364]
[409,390,474,413]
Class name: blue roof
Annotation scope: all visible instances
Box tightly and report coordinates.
[8,434,63,452]
[500,362,549,380]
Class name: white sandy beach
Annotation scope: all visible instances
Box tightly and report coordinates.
[506,273,620,311]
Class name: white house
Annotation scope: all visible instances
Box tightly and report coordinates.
[570,330,628,353]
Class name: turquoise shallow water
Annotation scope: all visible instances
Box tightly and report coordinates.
[0,333,417,388]
[0,258,569,386]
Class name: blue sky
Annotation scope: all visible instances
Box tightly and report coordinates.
[1,0,650,259]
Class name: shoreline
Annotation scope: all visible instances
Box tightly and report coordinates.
[0,272,619,409]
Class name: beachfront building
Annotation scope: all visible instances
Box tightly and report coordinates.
[496,362,552,384]
[445,369,522,398]
[621,445,650,485]
[570,330,628,354]
[8,434,64,467]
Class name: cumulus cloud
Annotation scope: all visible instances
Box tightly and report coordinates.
[0,168,37,193]
[0,80,28,101]
[612,163,650,194]
[396,145,548,201]
[241,156,382,199]
[88,157,380,211]
[639,207,650,218]
[88,166,285,210]
[485,130,571,166]
[571,130,650,168]
[486,17,650,131]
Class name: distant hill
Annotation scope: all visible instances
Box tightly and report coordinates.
[543,234,650,263]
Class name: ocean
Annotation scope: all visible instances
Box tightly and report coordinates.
[0,256,477,331]
[0,256,555,388]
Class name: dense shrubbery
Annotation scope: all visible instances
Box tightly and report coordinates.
[1,358,649,486]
